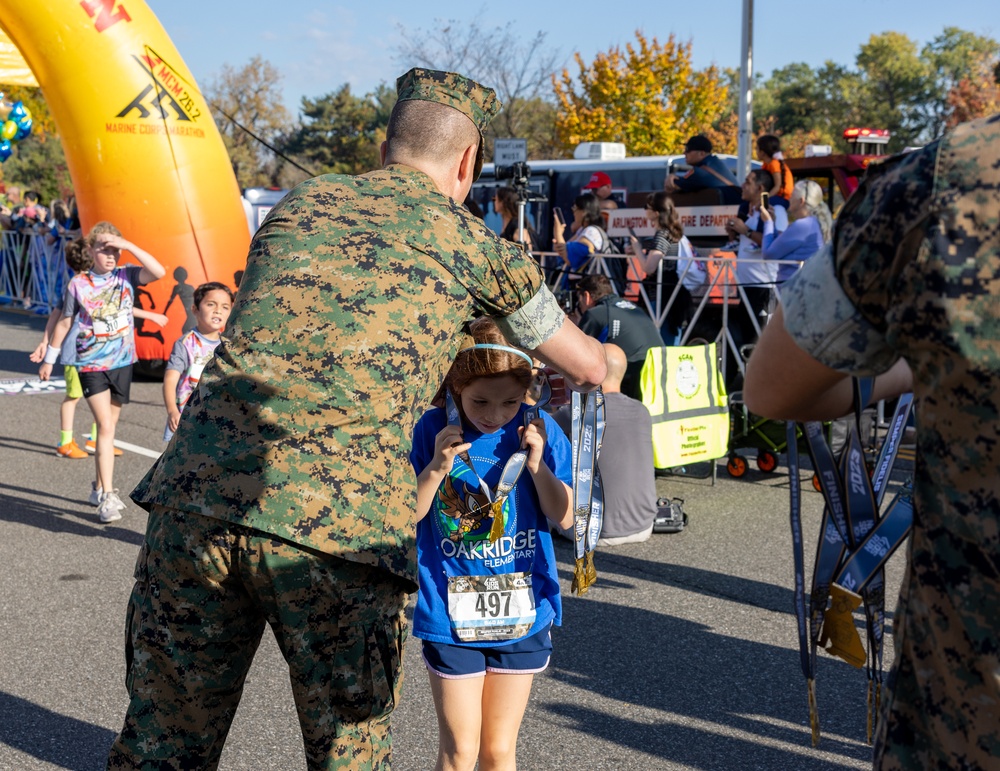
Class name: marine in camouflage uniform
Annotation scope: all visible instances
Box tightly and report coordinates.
[778,113,1000,768]
[106,69,593,770]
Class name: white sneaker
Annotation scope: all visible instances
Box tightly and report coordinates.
[89,482,103,506]
[98,490,125,523]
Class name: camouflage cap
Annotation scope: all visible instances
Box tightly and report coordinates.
[395,67,502,180]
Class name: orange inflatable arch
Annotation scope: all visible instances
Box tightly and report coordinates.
[0,0,250,372]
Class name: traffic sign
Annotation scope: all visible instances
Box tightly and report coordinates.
[493,138,527,165]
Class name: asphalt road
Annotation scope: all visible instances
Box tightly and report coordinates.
[0,308,907,770]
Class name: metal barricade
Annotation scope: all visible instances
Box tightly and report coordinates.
[0,232,71,314]
[532,247,803,385]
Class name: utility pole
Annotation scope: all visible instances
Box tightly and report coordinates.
[736,0,754,182]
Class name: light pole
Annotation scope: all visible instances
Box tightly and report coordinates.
[736,0,754,182]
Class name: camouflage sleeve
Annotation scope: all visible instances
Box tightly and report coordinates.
[781,245,898,375]
[493,284,565,350]
[781,145,937,375]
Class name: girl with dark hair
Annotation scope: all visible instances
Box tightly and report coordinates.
[551,192,609,288]
[493,186,541,251]
[626,191,694,343]
[410,316,573,771]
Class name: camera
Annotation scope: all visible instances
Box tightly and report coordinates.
[494,161,531,187]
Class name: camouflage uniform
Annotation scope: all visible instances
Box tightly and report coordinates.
[108,69,567,770]
[781,113,1000,769]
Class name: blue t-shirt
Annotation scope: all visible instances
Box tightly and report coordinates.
[410,403,572,646]
[674,154,739,191]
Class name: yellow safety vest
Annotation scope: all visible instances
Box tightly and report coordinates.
[640,344,729,469]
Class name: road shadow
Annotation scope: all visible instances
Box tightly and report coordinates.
[545,592,878,769]
[0,691,115,770]
[0,347,41,376]
[0,434,63,458]
[0,486,143,546]
[552,537,793,616]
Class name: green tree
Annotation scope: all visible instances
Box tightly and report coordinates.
[553,32,730,157]
[0,86,71,201]
[945,48,1000,127]
[2,132,72,204]
[922,27,1000,135]
[855,32,933,149]
[393,15,562,159]
[284,84,395,175]
[751,61,862,153]
[204,56,296,189]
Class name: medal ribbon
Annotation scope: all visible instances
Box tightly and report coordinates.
[790,385,914,747]
[786,422,819,745]
[570,388,605,595]
[445,380,552,544]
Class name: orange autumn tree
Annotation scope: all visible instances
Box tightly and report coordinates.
[946,50,1000,128]
[552,32,730,157]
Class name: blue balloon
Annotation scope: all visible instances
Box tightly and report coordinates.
[8,101,27,121]
[13,116,31,140]
[0,139,11,162]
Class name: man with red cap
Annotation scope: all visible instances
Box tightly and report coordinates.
[584,170,619,212]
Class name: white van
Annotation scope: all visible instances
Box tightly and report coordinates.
[241,187,289,235]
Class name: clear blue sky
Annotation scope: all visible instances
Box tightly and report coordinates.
[148,1,998,114]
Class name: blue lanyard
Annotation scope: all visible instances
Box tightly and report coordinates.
[444,379,552,544]
[788,385,914,747]
[570,388,605,595]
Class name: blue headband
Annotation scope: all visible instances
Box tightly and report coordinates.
[459,343,534,368]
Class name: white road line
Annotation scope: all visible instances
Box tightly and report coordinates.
[0,378,66,395]
[114,439,162,459]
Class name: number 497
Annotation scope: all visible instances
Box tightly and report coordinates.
[475,591,511,618]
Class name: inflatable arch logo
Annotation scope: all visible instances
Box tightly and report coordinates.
[0,0,251,370]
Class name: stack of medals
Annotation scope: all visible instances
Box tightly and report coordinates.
[786,380,914,746]
[445,379,552,544]
[569,388,606,595]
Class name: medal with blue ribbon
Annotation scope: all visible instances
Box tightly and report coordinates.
[570,388,605,595]
[788,384,914,747]
[444,378,552,544]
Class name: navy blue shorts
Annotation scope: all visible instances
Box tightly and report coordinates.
[421,624,553,679]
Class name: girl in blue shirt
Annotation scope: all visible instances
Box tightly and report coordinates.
[410,317,574,771]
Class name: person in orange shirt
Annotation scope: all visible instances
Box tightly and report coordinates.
[757,134,794,209]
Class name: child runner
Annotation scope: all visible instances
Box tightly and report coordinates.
[38,222,166,523]
[31,240,167,458]
[756,134,795,209]
[161,281,234,442]
[410,317,574,771]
